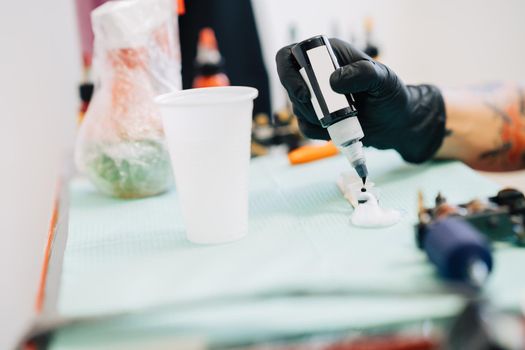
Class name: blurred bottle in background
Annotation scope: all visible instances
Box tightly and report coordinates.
[179,0,271,117]
[75,0,107,124]
[363,16,380,60]
[192,27,230,88]
[78,58,94,124]
[251,24,303,157]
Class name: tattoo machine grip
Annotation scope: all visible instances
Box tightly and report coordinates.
[422,217,493,288]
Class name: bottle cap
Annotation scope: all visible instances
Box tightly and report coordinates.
[327,117,364,147]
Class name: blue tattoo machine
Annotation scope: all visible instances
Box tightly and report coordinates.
[417,189,525,288]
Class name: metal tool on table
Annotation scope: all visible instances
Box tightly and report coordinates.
[416,188,525,288]
[292,35,368,185]
[447,300,525,350]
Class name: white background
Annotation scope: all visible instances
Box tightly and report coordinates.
[1,0,524,348]
[0,1,79,348]
[253,0,525,110]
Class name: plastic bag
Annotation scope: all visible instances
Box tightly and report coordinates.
[75,0,181,198]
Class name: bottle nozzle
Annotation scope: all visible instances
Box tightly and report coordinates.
[354,163,368,184]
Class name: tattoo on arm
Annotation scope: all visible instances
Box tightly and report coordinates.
[479,87,525,169]
[479,142,512,159]
[484,102,512,123]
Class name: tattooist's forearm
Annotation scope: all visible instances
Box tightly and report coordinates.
[435,83,525,171]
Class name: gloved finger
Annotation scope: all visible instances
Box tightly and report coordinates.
[276,45,311,103]
[297,118,330,140]
[328,38,371,63]
[329,59,387,95]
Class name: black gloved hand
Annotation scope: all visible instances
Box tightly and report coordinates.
[276,38,446,163]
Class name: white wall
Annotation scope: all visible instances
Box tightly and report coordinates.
[0,1,80,348]
[253,0,525,111]
[372,0,525,84]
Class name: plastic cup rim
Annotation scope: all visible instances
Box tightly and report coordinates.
[155,86,259,107]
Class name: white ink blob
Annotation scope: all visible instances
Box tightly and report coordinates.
[337,172,402,228]
[350,192,402,228]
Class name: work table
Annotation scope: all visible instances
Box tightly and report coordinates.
[24,150,525,349]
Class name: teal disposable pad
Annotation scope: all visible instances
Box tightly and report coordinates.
[56,150,525,336]
[51,295,463,349]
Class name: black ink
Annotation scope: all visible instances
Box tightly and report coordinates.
[361,188,367,192]
[485,102,512,124]
[479,142,512,159]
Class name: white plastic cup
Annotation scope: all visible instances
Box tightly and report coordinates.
[156,87,258,244]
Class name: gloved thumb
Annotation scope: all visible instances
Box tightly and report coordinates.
[330,60,386,95]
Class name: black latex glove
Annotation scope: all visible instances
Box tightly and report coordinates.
[276,38,446,163]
